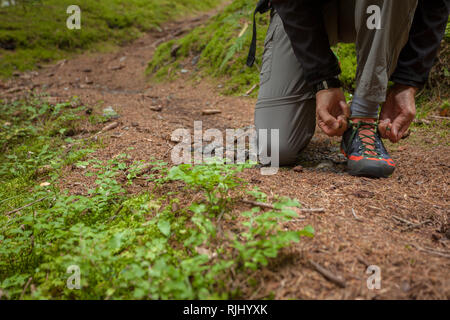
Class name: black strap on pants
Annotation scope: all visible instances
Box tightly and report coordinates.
[246,0,271,67]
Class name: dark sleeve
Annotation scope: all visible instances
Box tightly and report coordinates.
[390,0,450,88]
[272,0,341,85]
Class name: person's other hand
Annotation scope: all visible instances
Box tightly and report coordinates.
[316,88,350,137]
[379,84,418,143]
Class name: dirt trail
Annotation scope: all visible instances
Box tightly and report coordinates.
[1,12,449,299]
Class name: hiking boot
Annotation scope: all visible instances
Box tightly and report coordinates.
[341,119,395,178]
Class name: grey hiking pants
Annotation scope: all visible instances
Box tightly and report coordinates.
[255,0,418,166]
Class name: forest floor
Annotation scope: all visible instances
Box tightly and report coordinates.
[1,12,449,299]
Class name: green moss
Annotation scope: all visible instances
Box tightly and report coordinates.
[0,0,223,77]
[333,43,357,91]
[148,0,269,96]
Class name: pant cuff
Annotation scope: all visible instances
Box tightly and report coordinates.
[350,95,380,118]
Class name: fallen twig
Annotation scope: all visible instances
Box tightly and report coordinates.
[309,260,346,288]
[20,277,33,300]
[413,118,431,125]
[96,121,119,135]
[411,244,450,259]
[403,220,432,232]
[216,208,226,237]
[69,122,120,147]
[5,197,48,216]
[243,84,258,97]
[357,256,369,267]
[109,204,124,222]
[392,215,431,231]
[241,199,325,214]
[202,109,222,115]
[392,215,416,225]
[428,115,450,121]
[238,22,249,38]
[351,208,364,222]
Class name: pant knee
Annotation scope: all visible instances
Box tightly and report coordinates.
[259,137,312,167]
[278,145,301,166]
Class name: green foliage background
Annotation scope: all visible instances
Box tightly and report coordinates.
[149,0,449,98]
[0,96,314,299]
[0,0,223,77]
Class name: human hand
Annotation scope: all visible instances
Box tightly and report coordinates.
[379,84,418,143]
[316,88,350,137]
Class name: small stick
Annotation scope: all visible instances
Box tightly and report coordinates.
[20,277,33,300]
[241,199,325,213]
[403,220,432,232]
[392,215,416,226]
[428,115,450,120]
[5,197,47,216]
[202,109,221,115]
[357,256,369,267]
[413,118,431,125]
[238,22,249,38]
[411,244,450,259]
[94,121,119,136]
[109,204,124,221]
[393,215,431,231]
[216,208,226,237]
[243,84,258,97]
[351,208,364,222]
[309,260,346,288]
[68,122,120,147]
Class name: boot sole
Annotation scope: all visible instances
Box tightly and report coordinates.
[347,158,395,178]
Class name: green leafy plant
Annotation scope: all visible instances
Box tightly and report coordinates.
[167,160,252,215]
[0,97,315,299]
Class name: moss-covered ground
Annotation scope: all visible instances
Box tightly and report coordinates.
[0,0,223,77]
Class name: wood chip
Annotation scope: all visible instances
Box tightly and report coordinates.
[293,165,304,173]
[150,105,163,112]
[100,122,119,133]
[202,109,221,115]
[109,65,124,71]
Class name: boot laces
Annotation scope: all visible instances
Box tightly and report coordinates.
[349,120,381,158]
